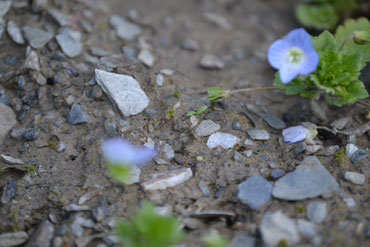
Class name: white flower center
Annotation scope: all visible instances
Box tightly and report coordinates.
[286,47,304,64]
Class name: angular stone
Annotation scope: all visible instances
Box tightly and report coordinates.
[272,156,340,200]
[0,104,17,146]
[23,26,53,49]
[0,231,28,247]
[95,69,149,117]
[259,113,286,130]
[24,50,40,71]
[141,168,193,191]
[199,54,224,69]
[1,154,24,165]
[330,117,351,130]
[207,132,239,149]
[66,104,89,125]
[32,0,48,12]
[48,9,70,26]
[247,128,270,140]
[138,49,155,67]
[109,15,141,41]
[1,178,17,203]
[0,1,11,17]
[7,21,25,45]
[351,149,369,164]
[259,211,300,247]
[237,174,272,210]
[204,12,232,30]
[25,220,54,247]
[195,120,220,137]
[346,143,358,158]
[56,28,82,57]
[306,201,327,223]
[344,171,365,185]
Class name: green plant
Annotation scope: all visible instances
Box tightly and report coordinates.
[202,232,229,247]
[115,202,185,247]
[187,105,208,116]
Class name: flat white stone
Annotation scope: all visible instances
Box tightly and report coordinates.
[346,144,358,158]
[141,168,193,191]
[1,154,24,165]
[195,120,220,137]
[95,69,149,116]
[344,171,365,185]
[109,15,141,41]
[207,132,239,149]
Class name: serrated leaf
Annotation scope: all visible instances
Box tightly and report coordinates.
[116,202,185,247]
[296,3,339,30]
[335,18,370,62]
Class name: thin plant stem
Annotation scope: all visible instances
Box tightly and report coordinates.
[356,100,370,108]
[339,33,355,51]
[229,87,282,95]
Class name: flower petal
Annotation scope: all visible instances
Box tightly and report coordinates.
[279,63,300,84]
[267,39,290,69]
[282,126,308,144]
[300,49,320,75]
[284,28,313,49]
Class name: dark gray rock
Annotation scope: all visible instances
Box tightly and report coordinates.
[1,178,17,204]
[351,149,369,164]
[67,104,89,125]
[237,174,272,209]
[270,169,285,179]
[23,127,40,141]
[272,156,340,200]
[259,113,286,130]
[0,89,9,105]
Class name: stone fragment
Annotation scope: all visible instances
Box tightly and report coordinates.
[109,15,141,40]
[247,128,270,140]
[204,12,232,30]
[272,156,339,200]
[207,132,239,149]
[95,69,149,117]
[156,73,164,86]
[138,49,155,67]
[32,0,48,12]
[24,50,40,71]
[270,169,285,179]
[351,149,369,164]
[56,28,82,57]
[259,113,286,130]
[48,9,70,26]
[141,168,193,191]
[295,219,320,244]
[7,21,25,45]
[305,144,323,155]
[346,143,358,158]
[1,178,17,203]
[237,174,272,210]
[22,26,53,49]
[198,180,210,197]
[25,220,54,247]
[23,127,40,141]
[0,104,17,146]
[1,154,24,165]
[123,166,141,185]
[259,211,300,247]
[0,1,11,17]
[230,234,256,247]
[180,38,199,51]
[66,104,89,125]
[344,171,365,185]
[330,117,351,130]
[195,120,220,137]
[163,143,174,160]
[199,54,224,69]
[0,231,28,247]
[306,201,327,223]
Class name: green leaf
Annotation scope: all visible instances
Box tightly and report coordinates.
[186,111,197,116]
[207,87,229,102]
[202,232,229,247]
[296,3,339,30]
[106,163,132,184]
[116,202,185,247]
[335,18,370,62]
[186,105,208,116]
[273,72,317,99]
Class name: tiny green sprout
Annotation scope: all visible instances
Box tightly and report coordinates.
[296,204,306,214]
[207,87,230,102]
[202,231,229,247]
[106,162,132,183]
[277,239,288,247]
[353,30,370,45]
[28,165,35,172]
[335,147,346,167]
[115,202,185,247]
[187,105,208,116]
[174,90,180,97]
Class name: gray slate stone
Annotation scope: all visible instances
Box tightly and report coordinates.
[306,201,327,223]
[199,54,224,69]
[25,220,54,247]
[195,120,220,137]
[259,211,300,247]
[109,15,141,40]
[23,26,53,49]
[247,128,270,140]
[138,49,155,67]
[1,178,17,204]
[0,104,17,146]
[351,149,369,164]
[272,156,339,200]
[344,171,365,185]
[95,69,149,117]
[237,174,272,210]
[67,104,89,125]
[7,21,25,45]
[259,113,286,129]
[0,1,11,17]
[56,28,82,57]
[0,231,29,247]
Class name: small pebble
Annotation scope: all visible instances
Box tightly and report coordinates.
[351,149,369,164]
[306,201,327,223]
[195,120,220,137]
[344,171,366,185]
[66,104,89,125]
[270,169,285,179]
[198,180,210,197]
[207,132,239,149]
[199,54,224,70]
[247,128,270,140]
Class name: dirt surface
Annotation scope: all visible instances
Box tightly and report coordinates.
[0,0,369,246]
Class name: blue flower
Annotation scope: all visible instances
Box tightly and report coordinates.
[101,137,156,166]
[282,126,309,144]
[268,28,319,84]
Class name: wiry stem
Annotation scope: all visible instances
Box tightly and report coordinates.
[339,33,355,51]
[229,87,282,95]
[356,100,370,108]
